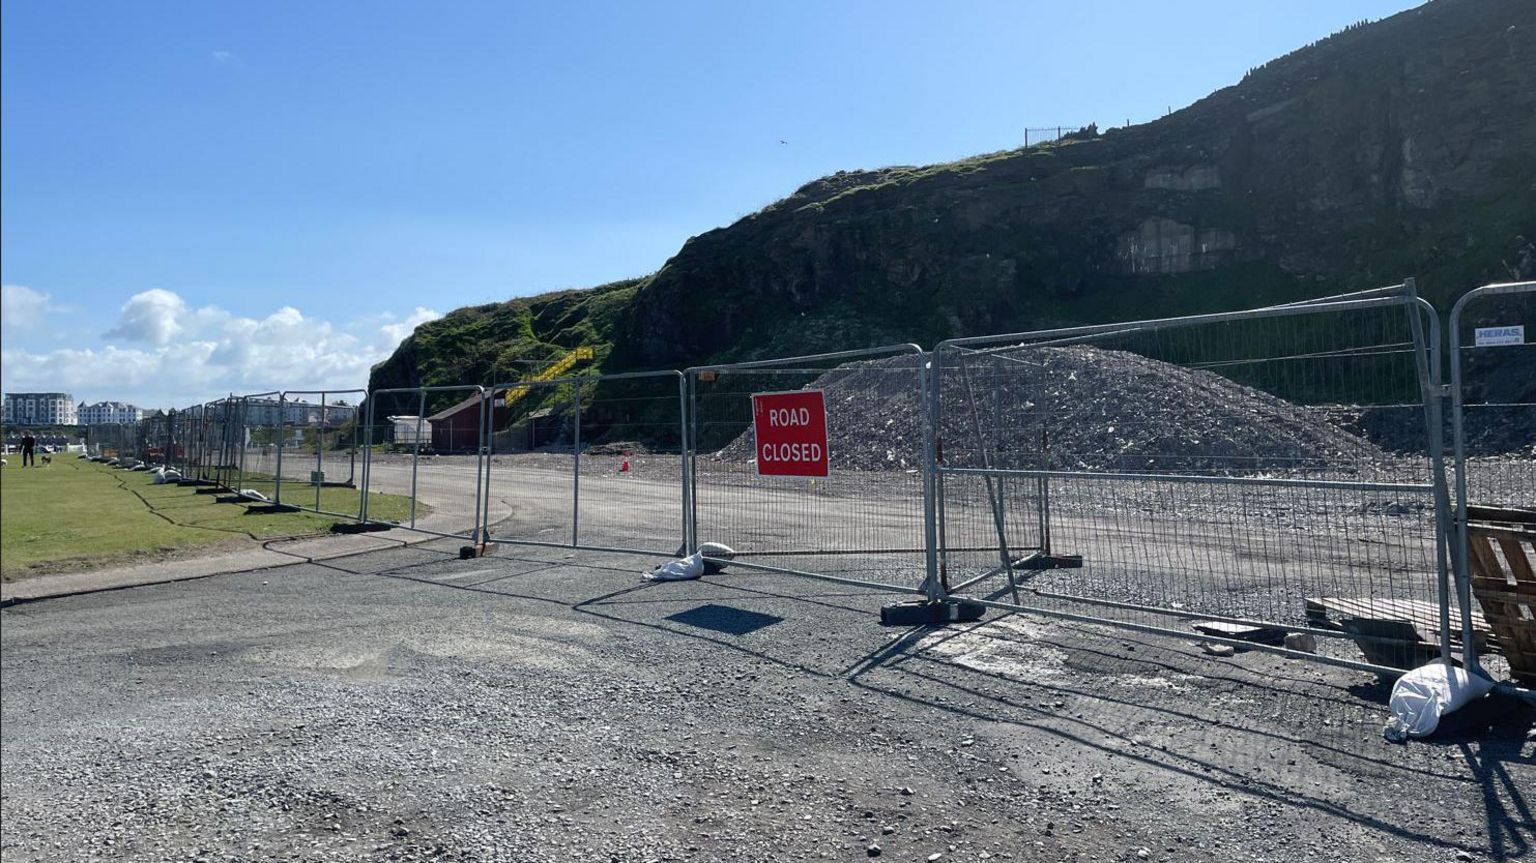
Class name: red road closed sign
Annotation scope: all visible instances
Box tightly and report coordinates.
[752,390,829,477]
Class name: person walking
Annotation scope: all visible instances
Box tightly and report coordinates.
[20,430,37,467]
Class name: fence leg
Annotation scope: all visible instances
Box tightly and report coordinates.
[1407,294,1457,668]
[481,389,494,545]
[684,372,698,554]
[410,392,424,529]
[317,393,326,513]
[360,399,370,522]
[471,389,486,547]
[572,387,581,548]
[275,395,286,506]
[921,354,945,602]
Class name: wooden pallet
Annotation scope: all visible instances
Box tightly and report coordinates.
[1304,596,1490,642]
[1467,515,1536,686]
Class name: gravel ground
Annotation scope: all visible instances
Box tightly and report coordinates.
[2,541,1532,862]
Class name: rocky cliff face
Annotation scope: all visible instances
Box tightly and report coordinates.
[375,0,1536,394]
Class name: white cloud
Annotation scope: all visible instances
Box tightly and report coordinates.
[211,50,238,65]
[3,289,440,408]
[105,288,187,346]
[2,284,53,334]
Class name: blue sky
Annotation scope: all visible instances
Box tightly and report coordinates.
[2,0,1421,406]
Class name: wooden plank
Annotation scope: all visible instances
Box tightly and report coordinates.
[1304,595,1490,636]
[1496,536,1534,583]
[1468,535,1505,582]
[1467,504,1536,525]
[1473,589,1536,605]
[1471,576,1536,597]
[1468,523,1536,542]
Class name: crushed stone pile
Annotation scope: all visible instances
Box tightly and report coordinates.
[715,346,1388,473]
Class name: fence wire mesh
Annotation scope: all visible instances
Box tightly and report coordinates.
[1450,281,1535,689]
[1451,284,1536,508]
[932,291,1455,672]
[686,347,930,593]
[478,371,686,555]
[361,386,485,540]
[273,390,364,519]
[232,392,282,501]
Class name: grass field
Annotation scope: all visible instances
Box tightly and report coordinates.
[0,458,414,581]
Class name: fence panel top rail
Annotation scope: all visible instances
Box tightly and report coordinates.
[935,286,1415,354]
[686,343,925,375]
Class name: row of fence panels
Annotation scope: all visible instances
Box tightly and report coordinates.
[79,280,1527,692]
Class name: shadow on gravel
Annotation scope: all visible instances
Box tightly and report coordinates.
[312,543,1530,860]
[1459,735,1534,862]
[1432,695,1536,862]
[663,603,784,635]
[844,628,1505,856]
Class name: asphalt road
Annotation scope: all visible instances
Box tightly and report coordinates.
[2,539,1531,862]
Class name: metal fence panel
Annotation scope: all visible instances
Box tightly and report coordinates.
[931,287,1455,674]
[1449,280,1535,687]
[481,370,688,556]
[361,385,486,541]
[275,389,365,520]
[233,392,283,501]
[685,346,931,594]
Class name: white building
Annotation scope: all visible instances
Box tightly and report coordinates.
[78,401,144,425]
[4,392,78,426]
[241,399,358,427]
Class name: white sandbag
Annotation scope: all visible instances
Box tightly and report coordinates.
[1385,663,1495,740]
[238,489,270,502]
[152,467,169,484]
[697,541,736,574]
[643,552,705,582]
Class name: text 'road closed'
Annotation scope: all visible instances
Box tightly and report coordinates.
[751,390,829,478]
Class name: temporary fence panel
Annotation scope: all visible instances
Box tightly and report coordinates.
[205,398,240,487]
[361,385,486,541]
[183,403,213,480]
[138,413,161,465]
[931,285,1456,674]
[234,392,283,501]
[208,396,240,490]
[480,370,687,557]
[1449,280,1535,687]
[1450,282,1536,509]
[275,389,366,520]
[685,346,932,595]
[85,423,136,460]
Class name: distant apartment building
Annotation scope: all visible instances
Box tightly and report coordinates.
[78,401,145,425]
[3,392,78,426]
[240,399,358,427]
